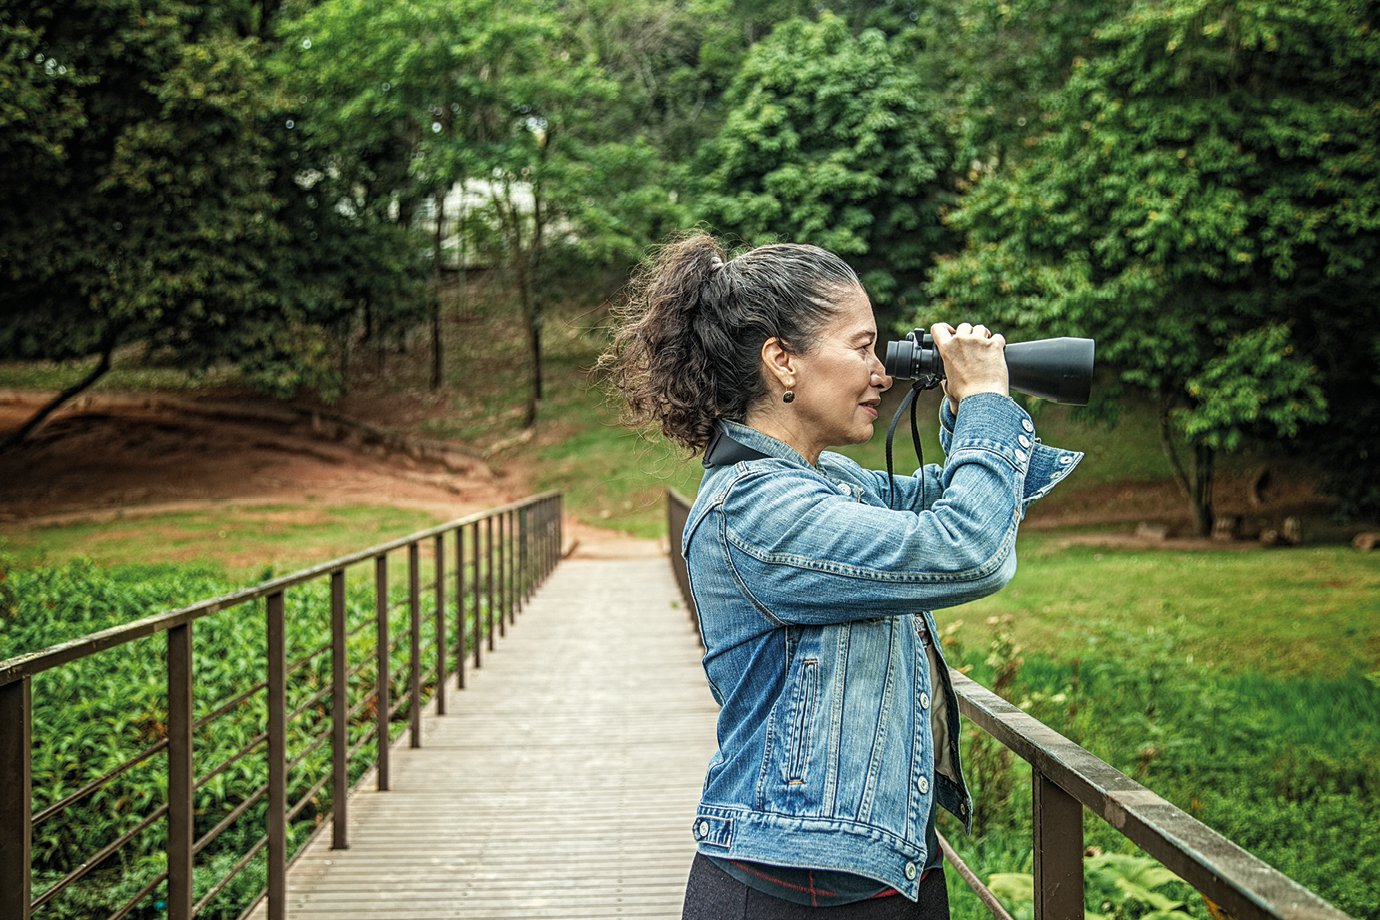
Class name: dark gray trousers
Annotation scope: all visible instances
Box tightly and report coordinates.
[681,854,951,920]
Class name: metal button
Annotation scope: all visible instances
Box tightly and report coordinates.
[917,776,929,795]
[697,821,710,838]
[919,692,930,709]
[904,862,918,880]
[1017,434,1031,449]
[1059,455,1073,465]
[959,802,969,815]
[1021,418,1034,433]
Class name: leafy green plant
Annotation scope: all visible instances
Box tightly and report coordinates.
[987,853,1195,920]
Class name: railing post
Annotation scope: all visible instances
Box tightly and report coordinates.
[507,510,517,624]
[408,542,422,748]
[330,569,349,850]
[434,533,446,716]
[497,512,507,637]
[266,590,287,920]
[473,522,483,669]
[1,677,32,920]
[167,624,194,920]
[513,510,521,612]
[456,525,468,686]
[375,554,390,791]
[1033,770,1084,920]
[491,515,502,651]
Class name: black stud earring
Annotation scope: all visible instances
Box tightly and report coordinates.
[782,390,795,404]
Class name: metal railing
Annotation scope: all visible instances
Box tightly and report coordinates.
[1,492,562,920]
[664,489,1349,920]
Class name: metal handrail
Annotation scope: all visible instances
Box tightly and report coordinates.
[663,489,1350,920]
[0,492,559,687]
[1,493,563,920]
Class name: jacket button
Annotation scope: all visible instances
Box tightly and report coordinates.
[697,821,710,838]
[1017,434,1031,449]
[1021,418,1034,433]
[919,692,930,710]
[905,862,918,880]
[917,776,929,795]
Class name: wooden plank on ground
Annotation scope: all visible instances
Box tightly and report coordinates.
[246,557,718,920]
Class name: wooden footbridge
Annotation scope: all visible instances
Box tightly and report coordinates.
[0,493,1352,920]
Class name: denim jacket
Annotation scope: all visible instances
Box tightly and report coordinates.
[680,392,1082,900]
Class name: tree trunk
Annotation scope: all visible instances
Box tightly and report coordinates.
[1158,398,1191,501]
[430,189,446,391]
[525,179,546,428]
[1189,443,1216,537]
[1,343,116,451]
[1158,397,1215,536]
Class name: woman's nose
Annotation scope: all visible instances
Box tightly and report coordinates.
[872,368,892,392]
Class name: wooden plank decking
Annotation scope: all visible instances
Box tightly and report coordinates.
[250,555,718,919]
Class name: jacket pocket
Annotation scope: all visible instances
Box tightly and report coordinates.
[785,658,819,784]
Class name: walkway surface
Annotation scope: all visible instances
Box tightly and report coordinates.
[251,555,719,919]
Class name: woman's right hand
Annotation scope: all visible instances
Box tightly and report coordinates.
[931,322,1009,411]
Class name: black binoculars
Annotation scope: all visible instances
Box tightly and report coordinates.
[884,331,1096,405]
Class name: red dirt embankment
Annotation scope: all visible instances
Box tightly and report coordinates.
[0,391,512,525]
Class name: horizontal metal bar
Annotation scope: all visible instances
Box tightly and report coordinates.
[194,786,266,857]
[950,670,1349,920]
[105,868,167,920]
[195,681,265,732]
[194,732,267,794]
[937,831,1015,920]
[286,770,332,823]
[33,737,168,827]
[1,493,560,686]
[32,803,168,910]
[194,833,267,916]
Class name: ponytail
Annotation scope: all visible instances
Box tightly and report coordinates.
[602,231,859,453]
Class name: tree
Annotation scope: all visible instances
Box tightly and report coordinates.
[0,3,290,445]
[694,14,954,317]
[0,1,420,446]
[927,0,1379,532]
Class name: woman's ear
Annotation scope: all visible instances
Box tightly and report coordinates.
[761,337,796,389]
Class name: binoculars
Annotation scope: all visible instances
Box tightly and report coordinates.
[884,331,1096,405]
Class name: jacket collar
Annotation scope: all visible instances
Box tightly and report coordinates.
[703,419,815,470]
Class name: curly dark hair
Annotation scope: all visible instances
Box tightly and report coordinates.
[600,232,861,453]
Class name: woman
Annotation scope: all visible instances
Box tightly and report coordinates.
[603,233,1081,918]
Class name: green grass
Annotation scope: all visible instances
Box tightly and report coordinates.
[0,353,245,392]
[948,535,1380,678]
[2,504,447,580]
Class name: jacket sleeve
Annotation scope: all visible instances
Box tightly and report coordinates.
[719,394,1053,626]
[941,397,1082,513]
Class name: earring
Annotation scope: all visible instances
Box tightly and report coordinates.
[782,390,795,404]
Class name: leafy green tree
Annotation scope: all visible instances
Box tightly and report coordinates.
[0,4,286,445]
[1,1,415,446]
[901,0,1117,168]
[695,13,954,316]
[928,0,1378,532]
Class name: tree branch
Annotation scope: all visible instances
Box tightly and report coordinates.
[1,338,119,451]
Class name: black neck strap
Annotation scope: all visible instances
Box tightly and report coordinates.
[702,425,771,468]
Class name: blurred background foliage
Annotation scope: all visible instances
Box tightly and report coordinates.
[1,0,1377,527]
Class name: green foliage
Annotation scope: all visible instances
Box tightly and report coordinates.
[5,556,476,918]
[941,626,1380,919]
[927,0,1380,526]
[987,854,1196,920]
[695,13,953,314]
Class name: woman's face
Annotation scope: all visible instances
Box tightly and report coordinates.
[788,286,892,455]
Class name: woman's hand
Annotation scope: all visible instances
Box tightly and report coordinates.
[931,322,1008,413]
